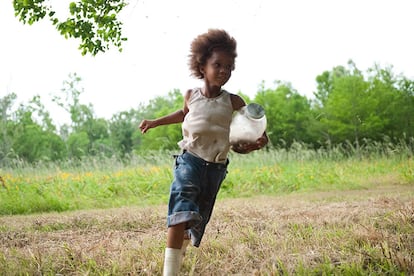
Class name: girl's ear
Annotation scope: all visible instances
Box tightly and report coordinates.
[198,65,205,78]
[199,65,205,74]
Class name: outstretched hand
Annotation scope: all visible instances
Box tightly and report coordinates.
[139,119,156,134]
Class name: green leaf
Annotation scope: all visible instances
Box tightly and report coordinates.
[13,0,127,55]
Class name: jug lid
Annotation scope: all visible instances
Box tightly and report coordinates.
[246,103,265,119]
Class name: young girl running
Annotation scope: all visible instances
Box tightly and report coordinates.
[139,29,268,275]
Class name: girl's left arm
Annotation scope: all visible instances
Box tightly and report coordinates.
[230,94,246,111]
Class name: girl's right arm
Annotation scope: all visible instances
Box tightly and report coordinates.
[139,89,191,134]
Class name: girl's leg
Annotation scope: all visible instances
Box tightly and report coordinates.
[167,222,185,248]
[163,223,185,276]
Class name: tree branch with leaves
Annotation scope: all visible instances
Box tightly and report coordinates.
[13,0,128,55]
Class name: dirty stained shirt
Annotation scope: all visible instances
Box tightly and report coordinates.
[178,88,233,163]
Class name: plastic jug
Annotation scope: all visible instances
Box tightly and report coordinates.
[229,103,267,144]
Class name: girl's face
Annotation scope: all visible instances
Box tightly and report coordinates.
[201,50,235,87]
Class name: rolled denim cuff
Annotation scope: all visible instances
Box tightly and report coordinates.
[167,211,202,228]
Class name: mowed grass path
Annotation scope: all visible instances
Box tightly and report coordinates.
[1,183,413,275]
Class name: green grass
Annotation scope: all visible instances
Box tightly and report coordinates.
[0,145,413,275]
[1,148,413,215]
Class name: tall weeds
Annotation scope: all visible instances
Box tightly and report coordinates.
[0,141,413,215]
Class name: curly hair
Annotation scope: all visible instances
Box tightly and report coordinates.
[188,29,237,79]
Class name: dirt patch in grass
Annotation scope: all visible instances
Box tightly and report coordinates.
[1,184,413,275]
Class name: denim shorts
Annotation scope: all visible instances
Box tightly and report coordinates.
[167,151,229,247]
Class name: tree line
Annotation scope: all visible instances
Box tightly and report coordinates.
[1,61,413,166]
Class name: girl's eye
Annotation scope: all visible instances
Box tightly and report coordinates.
[211,62,233,71]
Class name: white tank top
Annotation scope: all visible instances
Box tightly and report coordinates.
[178,88,233,163]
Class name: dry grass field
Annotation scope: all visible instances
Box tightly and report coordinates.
[1,183,413,275]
